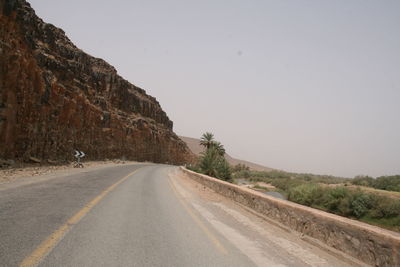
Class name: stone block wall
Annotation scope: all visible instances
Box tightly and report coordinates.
[181,167,400,267]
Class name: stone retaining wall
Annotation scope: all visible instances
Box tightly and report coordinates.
[181,167,400,267]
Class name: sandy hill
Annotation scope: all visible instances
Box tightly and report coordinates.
[179,136,273,172]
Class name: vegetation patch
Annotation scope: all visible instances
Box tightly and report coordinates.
[352,175,400,192]
[187,135,400,232]
[187,132,232,182]
[231,167,400,232]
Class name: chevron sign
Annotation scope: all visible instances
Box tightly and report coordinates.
[74,150,85,158]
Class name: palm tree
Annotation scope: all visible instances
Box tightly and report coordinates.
[211,141,225,156]
[199,146,219,177]
[197,132,232,181]
[200,132,214,149]
[199,146,231,181]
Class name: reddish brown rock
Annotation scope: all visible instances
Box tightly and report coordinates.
[0,0,194,164]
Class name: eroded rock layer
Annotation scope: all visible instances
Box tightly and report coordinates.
[0,0,193,164]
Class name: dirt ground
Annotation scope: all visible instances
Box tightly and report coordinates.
[0,160,133,184]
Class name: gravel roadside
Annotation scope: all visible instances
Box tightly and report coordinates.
[0,160,142,186]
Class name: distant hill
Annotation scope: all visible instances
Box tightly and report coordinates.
[179,136,273,172]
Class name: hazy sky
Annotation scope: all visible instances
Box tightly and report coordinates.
[29,0,400,177]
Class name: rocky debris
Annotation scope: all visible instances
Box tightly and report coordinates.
[0,160,131,184]
[28,156,41,163]
[0,159,15,168]
[0,0,194,165]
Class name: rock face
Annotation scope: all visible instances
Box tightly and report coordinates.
[0,0,193,164]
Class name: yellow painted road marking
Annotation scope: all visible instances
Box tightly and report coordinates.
[168,177,228,255]
[19,169,141,267]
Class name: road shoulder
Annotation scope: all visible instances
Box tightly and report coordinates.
[169,168,366,267]
[0,161,144,191]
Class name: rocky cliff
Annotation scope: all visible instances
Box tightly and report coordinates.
[0,0,193,164]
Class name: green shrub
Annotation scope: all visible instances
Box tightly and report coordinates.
[199,146,220,178]
[373,175,400,192]
[271,178,304,191]
[215,157,232,182]
[196,135,232,182]
[352,176,374,187]
[323,187,349,212]
[233,169,251,178]
[232,164,249,172]
[361,216,400,232]
[383,200,400,217]
[186,164,202,173]
[288,183,321,206]
[351,193,372,218]
[369,196,400,218]
[351,175,400,192]
[337,197,353,217]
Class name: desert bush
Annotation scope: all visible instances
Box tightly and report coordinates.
[373,175,400,192]
[322,187,350,215]
[351,175,400,192]
[369,195,400,219]
[271,178,303,191]
[352,175,374,187]
[351,192,372,218]
[288,183,322,206]
[232,163,250,172]
[233,169,251,178]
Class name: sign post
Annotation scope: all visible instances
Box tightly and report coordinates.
[74,150,85,168]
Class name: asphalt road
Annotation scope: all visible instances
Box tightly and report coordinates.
[0,164,357,267]
[0,164,253,266]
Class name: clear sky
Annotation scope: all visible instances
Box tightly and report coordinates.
[29,0,400,177]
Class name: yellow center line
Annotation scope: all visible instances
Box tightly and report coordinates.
[19,168,142,267]
[167,177,228,255]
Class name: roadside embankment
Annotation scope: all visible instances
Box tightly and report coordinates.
[0,160,141,186]
[180,167,400,267]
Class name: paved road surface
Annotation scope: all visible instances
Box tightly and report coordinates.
[0,164,358,266]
